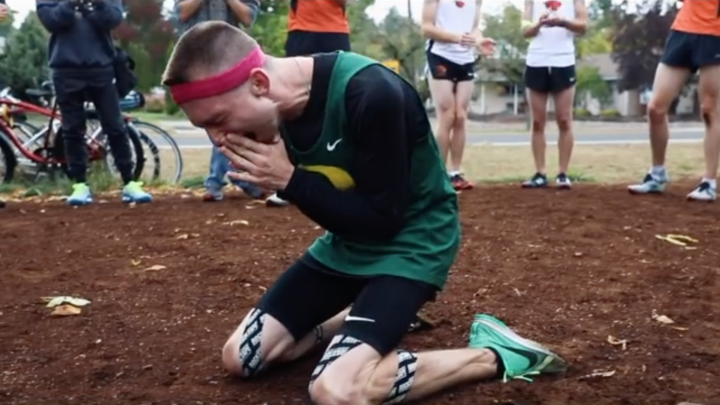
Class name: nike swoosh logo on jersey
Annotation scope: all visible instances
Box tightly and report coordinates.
[327,139,342,151]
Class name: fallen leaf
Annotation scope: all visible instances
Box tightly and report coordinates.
[144,265,167,271]
[579,369,615,380]
[128,202,136,208]
[51,305,82,316]
[671,326,689,331]
[131,259,142,266]
[667,234,698,243]
[651,310,675,324]
[224,220,249,226]
[45,296,91,308]
[176,233,189,240]
[607,335,628,350]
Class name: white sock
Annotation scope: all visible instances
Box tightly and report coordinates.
[448,170,461,177]
[702,178,716,188]
[650,165,665,176]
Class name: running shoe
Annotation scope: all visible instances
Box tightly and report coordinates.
[67,183,93,206]
[687,181,716,202]
[522,173,548,188]
[555,173,572,189]
[450,173,473,190]
[627,172,668,194]
[122,181,152,203]
[469,314,568,382]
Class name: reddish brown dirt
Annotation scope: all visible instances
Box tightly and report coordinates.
[1,184,719,405]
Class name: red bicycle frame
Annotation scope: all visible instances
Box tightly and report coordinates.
[0,96,107,165]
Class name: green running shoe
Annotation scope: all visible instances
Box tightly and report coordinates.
[469,314,567,382]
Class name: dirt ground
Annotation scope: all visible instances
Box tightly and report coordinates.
[1,183,719,405]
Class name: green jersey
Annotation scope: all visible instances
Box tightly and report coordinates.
[282,52,460,290]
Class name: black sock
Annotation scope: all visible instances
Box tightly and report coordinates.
[487,347,505,379]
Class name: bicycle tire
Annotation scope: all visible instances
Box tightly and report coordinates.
[101,122,146,181]
[130,120,183,184]
[0,129,18,183]
[137,131,161,181]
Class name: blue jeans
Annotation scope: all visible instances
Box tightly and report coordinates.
[205,146,263,198]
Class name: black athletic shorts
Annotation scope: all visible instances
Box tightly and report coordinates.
[426,51,475,82]
[524,65,576,94]
[255,253,437,356]
[660,30,720,73]
[285,30,351,57]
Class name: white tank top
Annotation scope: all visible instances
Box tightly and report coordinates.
[426,0,476,65]
[526,0,576,67]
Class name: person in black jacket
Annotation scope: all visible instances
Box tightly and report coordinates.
[36,0,152,206]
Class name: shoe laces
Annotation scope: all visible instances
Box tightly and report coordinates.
[502,369,540,383]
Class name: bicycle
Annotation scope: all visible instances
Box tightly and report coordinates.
[15,84,183,184]
[0,85,145,183]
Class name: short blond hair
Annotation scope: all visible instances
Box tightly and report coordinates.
[162,21,258,86]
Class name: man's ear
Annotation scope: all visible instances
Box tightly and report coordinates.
[249,68,270,96]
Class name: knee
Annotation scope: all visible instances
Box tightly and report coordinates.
[309,374,362,405]
[221,309,272,378]
[453,108,467,127]
[531,118,545,134]
[556,115,572,133]
[647,100,668,122]
[700,98,719,125]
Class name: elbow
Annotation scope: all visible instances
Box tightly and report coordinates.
[420,24,434,39]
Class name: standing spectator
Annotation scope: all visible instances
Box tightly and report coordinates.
[0,0,5,209]
[520,0,586,190]
[265,0,350,207]
[175,0,263,202]
[36,0,152,206]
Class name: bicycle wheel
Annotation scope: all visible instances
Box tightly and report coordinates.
[102,122,146,181]
[130,120,183,184]
[0,130,18,183]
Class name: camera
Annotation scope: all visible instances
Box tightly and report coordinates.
[70,0,96,11]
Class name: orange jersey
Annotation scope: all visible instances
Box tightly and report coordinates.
[672,0,720,36]
[288,0,350,34]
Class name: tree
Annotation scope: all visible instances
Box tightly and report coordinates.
[250,0,290,56]
[479,4,526,86]
[576,26,612,59]
[610,0,678,91]
[0,13,49,97]
[378,7,424,83]
[575,66,611,109]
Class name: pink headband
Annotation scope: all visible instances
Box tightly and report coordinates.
[169,46,265,104]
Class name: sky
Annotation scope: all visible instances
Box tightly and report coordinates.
[8,0,527,26]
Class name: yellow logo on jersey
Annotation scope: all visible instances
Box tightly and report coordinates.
[302,165,355,190]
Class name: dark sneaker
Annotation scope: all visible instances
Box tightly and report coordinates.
[522,173,548,188]
[555,173,572,189]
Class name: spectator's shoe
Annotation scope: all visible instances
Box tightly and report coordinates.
[450,173,473,190]
[203,187,224,202]
[687,181,716,202]
[122,181,152,203]
[469,314,568,383]
[266,193,290,207]
[522,173,548,188]
[555,173,572,189]
[627,172,667,194]
[67,183,93,206]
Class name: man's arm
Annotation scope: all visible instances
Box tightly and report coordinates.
[561,0,587,34]
[36,0,77,33]
[421,0,460,43]
[85,0,123,30]
[281,68,412,240]
[226,0,259,27]
[176,0,203,23]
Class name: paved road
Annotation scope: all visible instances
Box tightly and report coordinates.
[166,126,706,149]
